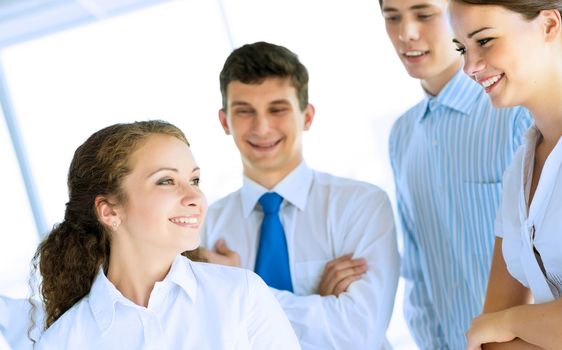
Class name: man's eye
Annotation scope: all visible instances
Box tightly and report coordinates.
[384,15,400,23]
[235,109,254,115]
[418,14,433,20]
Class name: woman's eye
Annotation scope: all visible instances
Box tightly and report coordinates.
[478,38,493,46]
[158,178,174,185]
[190,177,200,187]
[455,46,466,55]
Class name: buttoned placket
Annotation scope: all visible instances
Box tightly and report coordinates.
[140,282,172,350]
[518,130,562,302]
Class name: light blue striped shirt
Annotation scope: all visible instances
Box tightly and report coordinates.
[389,70,531,350]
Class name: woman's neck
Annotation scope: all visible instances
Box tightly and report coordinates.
[107,244,174,307]
[526,65,562,146]
[528,101,562,147]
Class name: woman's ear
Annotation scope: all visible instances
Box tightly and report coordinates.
[94,195,121,231]
[541,9,562,42]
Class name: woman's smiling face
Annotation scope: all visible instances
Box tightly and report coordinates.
[116,133,207,255]
[450,1,548,108]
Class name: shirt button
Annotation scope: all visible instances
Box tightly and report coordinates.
[429,100,439,111]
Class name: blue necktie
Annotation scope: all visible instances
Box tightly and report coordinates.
[254,192,293,292]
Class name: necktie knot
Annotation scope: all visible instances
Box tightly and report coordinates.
[259,192,283,214]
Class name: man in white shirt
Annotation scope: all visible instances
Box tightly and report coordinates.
[200,41,400,350]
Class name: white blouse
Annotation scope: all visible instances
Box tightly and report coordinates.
[36,256,300,350]
[496,125,562,302]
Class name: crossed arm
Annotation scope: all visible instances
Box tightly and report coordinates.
[201,193,400,349]
[200,240,368,297]
[466,238,562,350]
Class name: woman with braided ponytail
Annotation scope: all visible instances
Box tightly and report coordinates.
[32,120,299,349]
[449,1,562,349]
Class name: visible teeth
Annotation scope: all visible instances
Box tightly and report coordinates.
[481,74,502,88]
[170,217,198,224]
[252,140,278,148]
[405,51,425,57]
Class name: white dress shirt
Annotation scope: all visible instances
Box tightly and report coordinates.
[496,125,562,301]
[36,255,300,350]
[202,162,400,350]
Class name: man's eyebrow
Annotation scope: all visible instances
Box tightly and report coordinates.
[230,101,252,107]
[270,99,291,105]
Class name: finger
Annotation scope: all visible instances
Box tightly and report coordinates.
[198,247,210,259]
[343,258,368,270]
[325,257,367,273]
[321,256,352,291]
[323,254,353,270]
[319,255,367,295]
[465,343,481,350]
[322,258,367,285]
[333,263,368,283]
[465,332,482,350]
[215,239,230,254]
[321,263,367,295]
[199,249,222,264]
[333,275,361,296]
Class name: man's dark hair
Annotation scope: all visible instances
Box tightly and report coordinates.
[219,41,309,111]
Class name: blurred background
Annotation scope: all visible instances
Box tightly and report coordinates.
[0,0,423,348]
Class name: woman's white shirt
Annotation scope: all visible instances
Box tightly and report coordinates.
[496,125,562,300]
[36,255,300,350]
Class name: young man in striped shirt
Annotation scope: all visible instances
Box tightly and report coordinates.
[380,0,531,348]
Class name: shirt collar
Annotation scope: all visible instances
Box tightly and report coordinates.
[240,161,313,217]
[522,123,544,181]
[89,268,119,334]
[89,255,197,334]
[524,123,541,145]
[418,69,481,122]
[166,255,198,303]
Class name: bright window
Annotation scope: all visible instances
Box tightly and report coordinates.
[1,1,422,348]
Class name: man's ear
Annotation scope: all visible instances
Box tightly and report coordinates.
[218,109,231,135]
[303,104,315,131]
[541,9,562,43]
[94,195,120,231]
